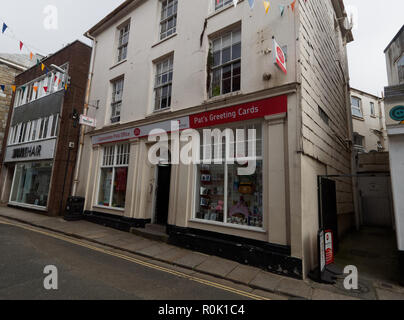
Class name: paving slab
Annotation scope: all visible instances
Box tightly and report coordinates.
[156,247,190,263]
[276,278,313,299]
[376,288,404,300]
[173,252,209,269]
[120,239,157,252]
[312,288,360,300]
[195,256,239,278]
[226,265,262,285]
[251,289,288,300]
[249,271,283,293]
[137,243,176,258]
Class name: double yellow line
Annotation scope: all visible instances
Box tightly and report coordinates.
[0,218,269,300]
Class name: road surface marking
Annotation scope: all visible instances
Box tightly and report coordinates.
[0,218,270,300]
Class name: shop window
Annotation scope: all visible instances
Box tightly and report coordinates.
[154,55,174,111]
[117,22,130,62]
[10,161,53,208]
[97,143,130,209]
[210,29,241,97]
[111,78,124,123]
[351,96,363,118]
[160,0,178,40]
[195,123,263,229]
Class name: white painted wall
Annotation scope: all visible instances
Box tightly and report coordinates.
[86,0,298,128]
[388,133,404,250]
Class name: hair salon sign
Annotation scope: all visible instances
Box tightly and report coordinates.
[4,139,56,163]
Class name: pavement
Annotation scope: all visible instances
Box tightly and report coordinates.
[1,205,404,300]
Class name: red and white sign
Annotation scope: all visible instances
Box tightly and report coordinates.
[190,95,287,129]
[273,39,287,75]
[324,230,335,265]
[92,116,190,145]
[92,95,287,145]
[80,115,97,128]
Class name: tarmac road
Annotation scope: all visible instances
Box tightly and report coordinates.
[0,220,268,300]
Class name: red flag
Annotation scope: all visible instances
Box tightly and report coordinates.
[43,86,48,93]
[19,41,23,51]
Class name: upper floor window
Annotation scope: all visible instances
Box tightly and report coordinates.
[398,54,404,84]
[111,78,124,124]
[210,29,241,98]
[118,22,130,62]
[215,0,233,10]
[370,102,375,117]
[154,56,174,111]
[351,96,363,118]
[8,114,59,146]
[353,132,365,148]
[14,65,68,108]
[160,0,178,40]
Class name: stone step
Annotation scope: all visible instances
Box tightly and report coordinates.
[130,224,169,243]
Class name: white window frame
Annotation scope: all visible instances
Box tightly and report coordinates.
[154,55,174,111]
[351,96,363,118]
[160,0,178,40]
[215,0,233,11]
[210,28,241,98]
[111,78,124,123]
[117,22,130,63]
[96,143,130,210]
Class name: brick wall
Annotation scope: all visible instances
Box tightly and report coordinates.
[0,41,92,216]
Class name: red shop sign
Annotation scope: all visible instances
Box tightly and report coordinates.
[325,230,335,266]
[190,95,287,129]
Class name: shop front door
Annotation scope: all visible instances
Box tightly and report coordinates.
[154,165,171,225]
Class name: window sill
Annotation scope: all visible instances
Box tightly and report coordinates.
[352,115,365,121]
[190,218,266,233]
[8,201,47,211]
[207,0,245,20]
[110,59,127,70]
[204,90,242,104]
[146,107,172,118]
[152,33,178,48]
[93,205,125,212]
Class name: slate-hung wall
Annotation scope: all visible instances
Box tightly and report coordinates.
[0,41,92,216]
[298,0,355,270]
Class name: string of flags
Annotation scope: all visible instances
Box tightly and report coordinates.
[225,0,303,15]
[0,20,69,94]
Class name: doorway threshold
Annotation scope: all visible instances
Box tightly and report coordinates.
[130,224,169,243]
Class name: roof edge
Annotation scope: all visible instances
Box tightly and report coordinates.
[384,24,404,53]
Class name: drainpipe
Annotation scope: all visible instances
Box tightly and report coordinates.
[71,33,97,196]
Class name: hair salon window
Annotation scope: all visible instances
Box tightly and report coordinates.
[98,143,130,209]
[194,123,263,229]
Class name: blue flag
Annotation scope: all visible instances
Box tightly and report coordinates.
[2,23,7,34]
[248,0,255,9]
[0,85,5,92]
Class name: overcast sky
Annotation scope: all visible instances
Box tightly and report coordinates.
[0,0,403,97]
